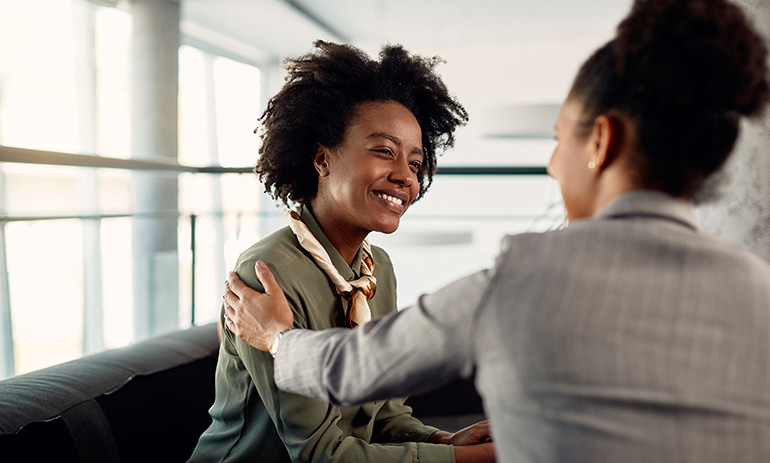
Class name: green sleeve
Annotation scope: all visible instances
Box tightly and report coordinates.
[372,397,441,444]
[230,258,455,463]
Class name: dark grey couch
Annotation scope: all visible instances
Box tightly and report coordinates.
[0,323,220,463]
[0,322,484,463]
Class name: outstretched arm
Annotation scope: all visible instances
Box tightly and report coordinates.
[225,259,492,405]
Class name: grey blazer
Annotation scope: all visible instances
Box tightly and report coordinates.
[274,190,770,463]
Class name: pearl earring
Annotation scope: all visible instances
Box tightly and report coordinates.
[587,161,596,169]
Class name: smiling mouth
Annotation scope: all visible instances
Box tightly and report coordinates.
[374,192,404,206]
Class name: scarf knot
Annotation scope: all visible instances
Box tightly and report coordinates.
[286,209,376,328]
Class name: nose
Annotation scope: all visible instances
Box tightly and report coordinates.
[546,149,557,179]
[389,157,415,187]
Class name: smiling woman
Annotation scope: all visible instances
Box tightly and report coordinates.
[188,41,495,463]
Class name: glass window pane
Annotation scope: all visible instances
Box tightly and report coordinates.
[2,164,81,216]
[6,219,84,375]
[180,172,263,326]
[98,169,132,213]
[221,173,262,270]
[0,0,80,153]
[95,5,132,158]
[179,46,211,167]
[100,216,133,348]
[213,56,261,167]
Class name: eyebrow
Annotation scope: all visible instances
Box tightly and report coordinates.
[367,132,424,156]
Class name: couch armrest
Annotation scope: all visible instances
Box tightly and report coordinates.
[0,323,220,463]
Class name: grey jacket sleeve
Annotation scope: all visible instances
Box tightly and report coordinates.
[273,268,495,405]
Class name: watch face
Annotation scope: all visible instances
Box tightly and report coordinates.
[270,335,279,358]
[270,328,293,358]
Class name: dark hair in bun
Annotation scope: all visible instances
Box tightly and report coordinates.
[570,0,769,197]
[256,40,468,206]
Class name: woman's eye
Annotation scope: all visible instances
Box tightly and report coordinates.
[370,148,394,157]
[410,161,422,171]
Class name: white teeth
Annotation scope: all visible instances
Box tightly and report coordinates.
[376,192,403,206]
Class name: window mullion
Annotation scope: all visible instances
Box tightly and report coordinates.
[72,0,104,355]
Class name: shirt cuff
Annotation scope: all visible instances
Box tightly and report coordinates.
[416,441,455,463]
[399,424,439,443]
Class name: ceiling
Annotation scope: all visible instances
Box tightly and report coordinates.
[181,0,635,64]
[178,0,635,144]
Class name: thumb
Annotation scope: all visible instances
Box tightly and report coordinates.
[254,260,280,295]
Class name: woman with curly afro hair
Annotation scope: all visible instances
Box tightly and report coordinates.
[190,41,496,463]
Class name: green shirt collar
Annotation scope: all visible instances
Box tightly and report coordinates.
[300,205,365,280]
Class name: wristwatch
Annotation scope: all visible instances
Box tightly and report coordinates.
[269,328,293,358]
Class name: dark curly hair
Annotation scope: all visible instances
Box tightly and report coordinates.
[254,41,468,205]
[569,0,769,198]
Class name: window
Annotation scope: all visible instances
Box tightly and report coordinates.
[0,0,81,153]
[0,1,266,379]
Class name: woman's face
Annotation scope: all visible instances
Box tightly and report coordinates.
[316,100,423,236]
[548,97,597,221]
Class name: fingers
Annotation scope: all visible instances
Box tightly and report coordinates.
[223,281,239,308]
[224,299,235,319]
[452,420,493,446]
[226,261,276,297]
[254,260,280,295]
[227,270,249,298]
[471,420,492,442]
[223,303,235,332]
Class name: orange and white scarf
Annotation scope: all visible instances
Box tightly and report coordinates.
[286,209,377,328]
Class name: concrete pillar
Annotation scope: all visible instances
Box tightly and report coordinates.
[694,0,770,262]
[130,0,180,339]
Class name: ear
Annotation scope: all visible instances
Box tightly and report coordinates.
[313,144,330,177]
[589,115,616,172]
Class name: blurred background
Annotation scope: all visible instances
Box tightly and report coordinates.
[0,0,636,379]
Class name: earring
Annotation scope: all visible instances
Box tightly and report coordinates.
[587,161,596,170]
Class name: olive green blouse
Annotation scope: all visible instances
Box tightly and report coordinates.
[189,207,455,463]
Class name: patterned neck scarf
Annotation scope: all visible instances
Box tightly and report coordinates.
[286,209,377,328]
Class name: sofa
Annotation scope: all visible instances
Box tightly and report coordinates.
[0,322,484,462]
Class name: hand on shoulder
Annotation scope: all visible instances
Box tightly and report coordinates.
[223,260,295,352]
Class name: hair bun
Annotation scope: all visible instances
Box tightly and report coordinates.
[614,0,769,117]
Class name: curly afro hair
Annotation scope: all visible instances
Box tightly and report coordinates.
[255,40,468,206]
[569,0,769,198]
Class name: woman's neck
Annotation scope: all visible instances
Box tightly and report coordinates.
[307,201,366,266]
